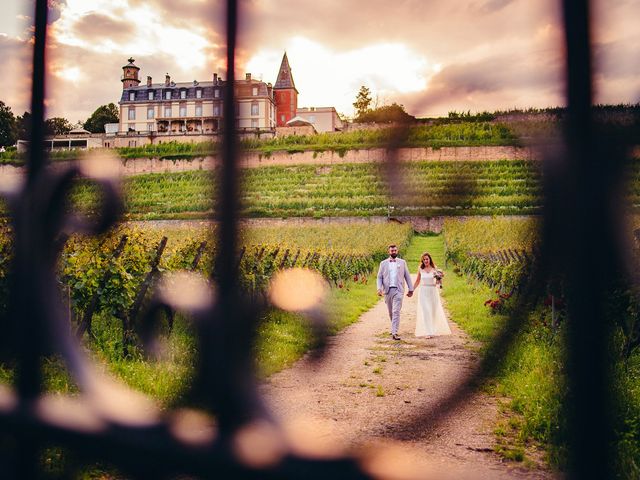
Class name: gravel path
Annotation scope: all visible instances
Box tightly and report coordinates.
[261,283,559,479]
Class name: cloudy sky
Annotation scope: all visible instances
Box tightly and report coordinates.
[1,0,638,123]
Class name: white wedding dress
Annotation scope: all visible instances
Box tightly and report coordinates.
[415,268,452,337]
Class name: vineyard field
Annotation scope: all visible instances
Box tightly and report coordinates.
[69,160,544,219]
[0,222,413,404]
[441,217,640,473]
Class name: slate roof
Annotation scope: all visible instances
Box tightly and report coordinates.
[119,79,271,104]
[274,52,298,92]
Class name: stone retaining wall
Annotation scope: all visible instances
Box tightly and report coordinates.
[0,145,539,179]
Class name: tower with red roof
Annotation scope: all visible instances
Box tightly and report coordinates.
[273,52,298,127]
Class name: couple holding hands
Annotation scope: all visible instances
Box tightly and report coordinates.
[376,244,451,340]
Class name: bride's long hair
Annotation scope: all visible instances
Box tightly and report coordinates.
[420,252,437,270]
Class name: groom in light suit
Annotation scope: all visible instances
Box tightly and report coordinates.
[377,244,413,340]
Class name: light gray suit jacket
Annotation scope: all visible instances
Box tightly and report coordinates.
[376,258,413,294]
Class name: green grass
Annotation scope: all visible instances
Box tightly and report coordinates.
[1,122,523,164]
[256,277,382,377]
[0,276,385,406]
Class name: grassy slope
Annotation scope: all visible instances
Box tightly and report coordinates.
[0,122,522,164]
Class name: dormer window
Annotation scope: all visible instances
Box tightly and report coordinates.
[129,91,135,101]
[148,91,154,100]
[252,87,258,96]
[165,90,171,100]
[196,89,202,99]
[180,89,187,99]
[214,89,220,98]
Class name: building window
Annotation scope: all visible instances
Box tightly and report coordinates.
[128,107,136,120]
[179,103,187,117]
[147,107,155,119]
[196,89,202,99]
[180,90,187,99]
[128,140,137,147]
[251,102,259,116]
[213,105,220,116]
[164,106,172,118]
[148,91,154,100]
[252,87,258,96]
[195,103,202,117]
[147,123,154,132]
[280,114,285,122]
[128,123,135,132]
[214,89,220,98]
[251,119,258,128]
[129,91,135,101]
[165,90,171,100]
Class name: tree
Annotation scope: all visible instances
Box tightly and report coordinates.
[16,112,31,140]
[83,103,119,133]
[0,101,17,147]
[356,103,415,124]
[45,117,73,136]
[353,85,372,119]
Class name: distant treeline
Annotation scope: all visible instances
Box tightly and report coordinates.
[417,103,640,124]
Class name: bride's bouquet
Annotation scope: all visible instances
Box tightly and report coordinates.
[434,268,445,288]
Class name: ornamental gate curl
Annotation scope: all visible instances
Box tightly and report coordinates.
[0,1,633,479]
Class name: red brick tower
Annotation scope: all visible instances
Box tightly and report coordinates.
[121,57,141,89]
[273,52,298,127]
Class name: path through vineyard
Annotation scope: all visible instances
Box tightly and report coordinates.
[262,238,556,480]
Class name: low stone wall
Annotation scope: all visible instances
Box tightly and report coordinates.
[121,145,539,175]
[0,145,539,179]
[129,216,445,233]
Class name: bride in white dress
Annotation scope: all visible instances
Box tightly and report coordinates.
[413,252,451,338]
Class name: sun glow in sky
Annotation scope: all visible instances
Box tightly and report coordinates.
[0,0,638,122]
[56,66,82,83]
[247,37,437,115]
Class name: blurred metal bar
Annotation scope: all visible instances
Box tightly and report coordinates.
[218,0,239,290]
[11,1,50,476]
[26,0,49,183]
[560,0,614,478]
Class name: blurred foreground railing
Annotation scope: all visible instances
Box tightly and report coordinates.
[0,0,634,478]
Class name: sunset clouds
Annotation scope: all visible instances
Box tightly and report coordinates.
[0,0,638,122]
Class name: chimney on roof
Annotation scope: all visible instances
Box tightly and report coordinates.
[246,73,251,81]
[165,74,170,86]
[213,73,218,85]
[147,76,152,87]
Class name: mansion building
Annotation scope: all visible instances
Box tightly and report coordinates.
[21,53,343,152]
[117,54,299,140]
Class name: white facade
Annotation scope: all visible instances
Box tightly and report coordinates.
[295,107,343,133]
